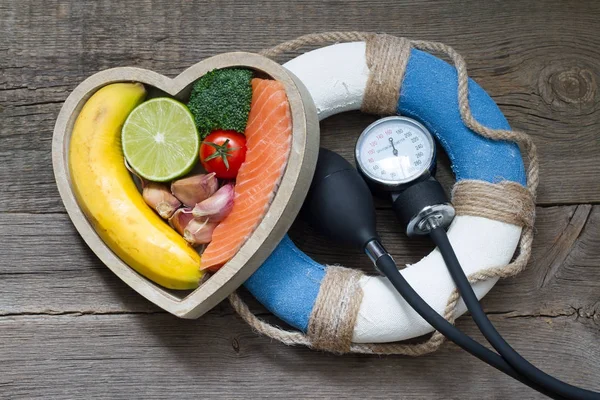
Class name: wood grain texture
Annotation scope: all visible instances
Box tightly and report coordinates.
[2,0,600,210]
[1,312,598,399]
[1,0,600,399]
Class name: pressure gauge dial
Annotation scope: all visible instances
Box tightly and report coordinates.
[355,116,436,192]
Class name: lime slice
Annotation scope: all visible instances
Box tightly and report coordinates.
[122,98,199,182]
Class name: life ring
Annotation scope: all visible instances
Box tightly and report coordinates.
[243,41,527,344]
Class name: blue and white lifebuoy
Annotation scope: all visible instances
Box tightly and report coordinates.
[244,42,526,344]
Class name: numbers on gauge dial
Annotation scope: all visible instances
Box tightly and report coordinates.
[359,122,432,182]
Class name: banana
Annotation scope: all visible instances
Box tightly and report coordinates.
[69,83,203,289]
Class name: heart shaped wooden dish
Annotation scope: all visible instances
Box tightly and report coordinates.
[52,52,319,318]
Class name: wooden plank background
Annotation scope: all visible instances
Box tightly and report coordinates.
[1,0,599,398]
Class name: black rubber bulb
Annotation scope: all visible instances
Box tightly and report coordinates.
[302,148,379,250]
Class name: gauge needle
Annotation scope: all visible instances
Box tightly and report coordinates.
[389,137,398,156]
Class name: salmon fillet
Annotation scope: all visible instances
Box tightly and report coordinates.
[200,78,293,271]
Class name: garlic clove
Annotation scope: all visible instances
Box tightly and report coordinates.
[192,183,235,222]
[143,182,181,219]
[124,159,147,189]
[168,207,194,235]
[183,218,219,245]
[170,172,219,207]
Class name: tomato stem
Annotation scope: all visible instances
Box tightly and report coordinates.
[203,139,241,170]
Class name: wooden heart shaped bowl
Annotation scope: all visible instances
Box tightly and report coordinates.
[52,52,319,318]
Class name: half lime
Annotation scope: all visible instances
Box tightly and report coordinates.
[122,97,200,182]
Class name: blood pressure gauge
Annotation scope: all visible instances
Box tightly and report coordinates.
[355,116,454,236]
[355,116,436,192]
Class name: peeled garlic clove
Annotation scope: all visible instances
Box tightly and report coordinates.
[184,218,218,245]
[143,182,181,219]
[192,183,234,222]
[168,207,194,235]
[170,173,218,207]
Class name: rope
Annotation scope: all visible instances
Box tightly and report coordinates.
[259,31,373,58]
[307,266,364,353]
[361,34,412,115]
[452,180,535,229]
[229,32,538,355]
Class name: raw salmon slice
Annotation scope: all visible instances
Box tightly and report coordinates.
[200,78,293,271]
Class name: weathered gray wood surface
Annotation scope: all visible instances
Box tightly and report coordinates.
[1,0,599,399]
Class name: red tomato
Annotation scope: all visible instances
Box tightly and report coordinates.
[200,130,247,179]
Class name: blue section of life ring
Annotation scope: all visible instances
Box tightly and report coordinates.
[244,47,527,333]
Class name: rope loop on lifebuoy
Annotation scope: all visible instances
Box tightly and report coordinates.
[229,32,538,355]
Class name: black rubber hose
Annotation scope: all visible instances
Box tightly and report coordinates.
[429,226,600,400]
[375,254,563,399]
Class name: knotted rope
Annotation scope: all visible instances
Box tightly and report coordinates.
[229,32,538,355]
[362,35,412,115]
[307,266,364,353]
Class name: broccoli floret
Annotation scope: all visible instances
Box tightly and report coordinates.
[187,68,253,139]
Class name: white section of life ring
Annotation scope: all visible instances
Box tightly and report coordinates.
[283,42,522,343]
[284,43,369,121]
